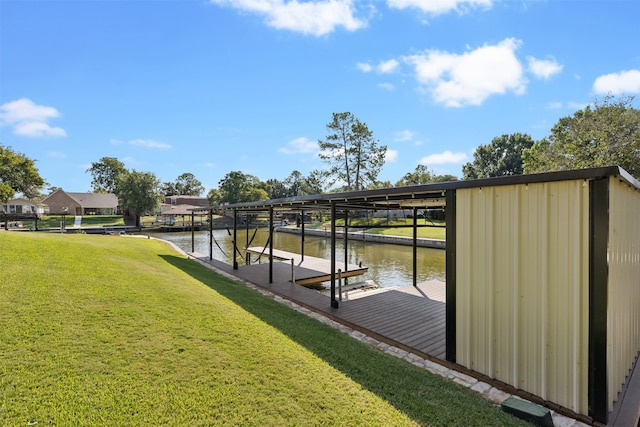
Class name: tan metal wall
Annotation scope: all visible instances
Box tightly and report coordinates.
[456,180,590,414]
[608,177,640,411]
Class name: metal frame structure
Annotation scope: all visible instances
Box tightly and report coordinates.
[190,166,640,424]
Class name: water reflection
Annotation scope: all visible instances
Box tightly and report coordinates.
[148,229,445,288]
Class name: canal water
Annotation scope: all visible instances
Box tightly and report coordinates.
[148,228,446,289]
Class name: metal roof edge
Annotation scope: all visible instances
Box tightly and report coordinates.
[189,166,637,212]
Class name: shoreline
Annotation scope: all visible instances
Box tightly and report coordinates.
[275,225,446,249]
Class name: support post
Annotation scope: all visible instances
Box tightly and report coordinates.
[245,213,249,248]
[269,207,274,283]
[191,211,195,253]
[445,190,457,363]
[413,206,418,287]
[208,210,213,261]
[338,269,342,301]
[291,258,295,284]
[343,209,348,288]
[330,202,339,308]
[300,210,305,262]
[233,209,238,270]
[589,178,609,424]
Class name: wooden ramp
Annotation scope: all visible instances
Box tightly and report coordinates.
[244,246,368,286]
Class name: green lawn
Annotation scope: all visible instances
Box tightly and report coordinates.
[0,232,527,426]
[27,215,125,229]
[308,217,447,240]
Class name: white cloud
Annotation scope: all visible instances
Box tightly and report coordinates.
[0,98,67,138]
[593,69,640,95]
[387,0,492,16]
[14,121,66,138]
[420,150,467,165]
[527,56,563,80]
[357,59,399,74]
[122,156,138,166]
[48,151,67,159]
[378,59,399,74]
[129,139,172,149]
[357,62,373,72]
[568,101,588,111]
[210,0,368,36]
[404,38,526,107]
[394,130,414,141]
[377,82,395,91]
[279,136,318,154]
[385,149,398,162]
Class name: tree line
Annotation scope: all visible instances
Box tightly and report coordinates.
[2,95,638,222]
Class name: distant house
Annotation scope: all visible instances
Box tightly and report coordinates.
[157,203,208,226]
[164,195,209,207]
[1,198,46,216]
[41,189,119,215]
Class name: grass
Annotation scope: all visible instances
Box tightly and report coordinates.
[0,232,528,426]
[308,217,447,240]
[25,215,125,229]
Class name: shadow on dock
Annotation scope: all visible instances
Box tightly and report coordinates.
[188,252,446,361]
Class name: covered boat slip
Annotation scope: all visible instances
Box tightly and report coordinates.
[190,166,640,425]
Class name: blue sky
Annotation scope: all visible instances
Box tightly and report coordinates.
[2,0,639,195]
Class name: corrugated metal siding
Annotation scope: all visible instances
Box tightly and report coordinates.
[607,177,640,411]
[456,180,589,414]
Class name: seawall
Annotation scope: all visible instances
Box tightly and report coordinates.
[276,226,446,249]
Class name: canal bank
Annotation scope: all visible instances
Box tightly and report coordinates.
[275,225,446,249]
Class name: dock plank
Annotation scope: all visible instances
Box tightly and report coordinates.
[190,252,446,360]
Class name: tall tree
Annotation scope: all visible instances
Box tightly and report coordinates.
[207,188,221,206]
[430,174,459,183]
[265,178,288,199]
[118,170,162,227]
[462,133,535,179]
[160,181,178,197]
[283,170,324,196]
[396,165,433,186]
[523,95,640,178]
[217,171,268,205]
[175,173,204,196]
[0,145,46,202]
[86,157,128,193]
[318,112,387,191]
[161,173,205,196]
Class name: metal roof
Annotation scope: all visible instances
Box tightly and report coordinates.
[190,166,640,213]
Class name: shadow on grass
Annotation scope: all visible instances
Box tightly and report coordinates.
[159,254,527,427]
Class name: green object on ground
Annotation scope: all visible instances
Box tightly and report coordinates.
[501,396,554,426]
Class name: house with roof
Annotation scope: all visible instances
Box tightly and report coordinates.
[41,189,119,215]
[1,198,46,216]
[164,195,209,207]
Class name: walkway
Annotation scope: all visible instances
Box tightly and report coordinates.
[191,253,446,361]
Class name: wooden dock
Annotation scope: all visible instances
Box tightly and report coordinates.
[190,252,445,360]
[244,247,368,286]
